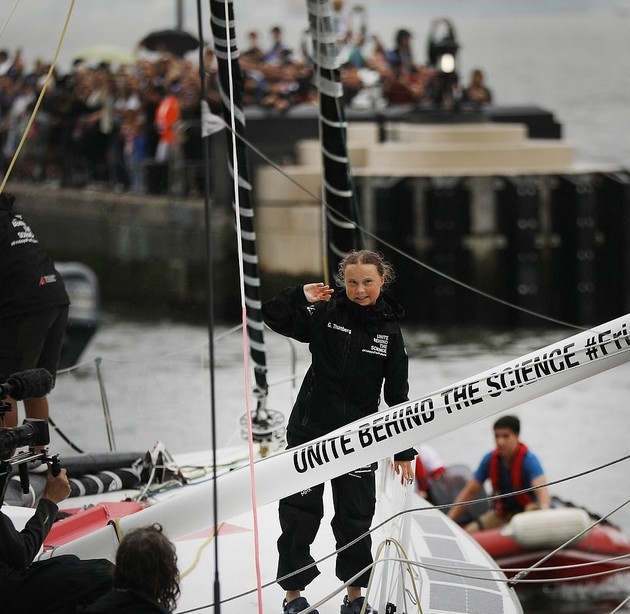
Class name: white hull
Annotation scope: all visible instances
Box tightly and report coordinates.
[6,451,523,614]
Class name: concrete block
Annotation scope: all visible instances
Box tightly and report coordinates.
[362,141,574,175]
[385,122,528,144]
[257,205,322,275]
[295,140,368,168]
[255,165,322,203]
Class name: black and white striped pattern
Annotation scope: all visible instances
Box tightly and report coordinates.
[209,0,268,408]
[307,0,361,284]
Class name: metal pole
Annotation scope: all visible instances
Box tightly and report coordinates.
[94,357,116,451]
[176,0,184,29]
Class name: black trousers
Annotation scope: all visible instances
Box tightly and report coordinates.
[1,555,114,614]
[0,305,69,379]
[277,462,377,591]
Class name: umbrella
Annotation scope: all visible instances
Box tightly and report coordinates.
[139,29,199,57]
[74,44,136,66]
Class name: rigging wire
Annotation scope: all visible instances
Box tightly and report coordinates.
[0,0,76,194]
[209,0,265,611]
[507,495,630,588]
[0,0,21,38]
[177,550,630,614]
[5,5,623,612]
[183,450,630,609]
[610,595,630,614]
[196,1,223,612]
[204,111,586,331]
[0,0,79,448]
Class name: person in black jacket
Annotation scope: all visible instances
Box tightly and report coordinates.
[0,192,70,431]
[262,250,415,614]
[82,524,180,614]
[0,463,113,613]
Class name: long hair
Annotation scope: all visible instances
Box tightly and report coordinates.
[336,249,396,287]
[114,524,180,612]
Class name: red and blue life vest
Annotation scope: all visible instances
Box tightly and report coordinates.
[488,442,534,516]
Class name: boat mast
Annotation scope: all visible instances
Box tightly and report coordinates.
[307,0,362,284]
[208,0,269,421]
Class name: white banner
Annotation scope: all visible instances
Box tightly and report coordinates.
[46,313,630,561]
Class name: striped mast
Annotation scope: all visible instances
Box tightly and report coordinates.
[307,0,362,284]
[208,1,270,610]
[208,0,269,424]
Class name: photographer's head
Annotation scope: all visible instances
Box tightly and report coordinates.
[114,524,180,612]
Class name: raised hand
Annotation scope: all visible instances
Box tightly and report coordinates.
[303,283,334,303]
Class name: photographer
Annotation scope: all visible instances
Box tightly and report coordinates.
[1,461,114,613]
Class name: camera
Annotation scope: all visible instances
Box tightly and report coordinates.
[0,419,50,457]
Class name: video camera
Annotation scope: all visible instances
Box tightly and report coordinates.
[0,369,60,505]
[0,418,50,457]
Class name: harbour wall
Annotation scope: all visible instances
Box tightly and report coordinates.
[10,183,241,322]
[7,106,630,327]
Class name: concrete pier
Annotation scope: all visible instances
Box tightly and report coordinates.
[9,183,240,321]
[6,106,629,327]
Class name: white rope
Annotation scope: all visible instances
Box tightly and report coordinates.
[219,1,264,612]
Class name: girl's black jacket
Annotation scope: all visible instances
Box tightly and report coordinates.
[262,286,416,461]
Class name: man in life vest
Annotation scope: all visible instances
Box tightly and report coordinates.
[446,415,551,531]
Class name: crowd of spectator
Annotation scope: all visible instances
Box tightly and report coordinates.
[0,12,493,194]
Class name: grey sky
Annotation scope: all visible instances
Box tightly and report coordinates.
[1,0,626,71]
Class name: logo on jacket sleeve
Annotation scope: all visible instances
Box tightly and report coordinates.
[10,215,39,246]
[39,274,58,286]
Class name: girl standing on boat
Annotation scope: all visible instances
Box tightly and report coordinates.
[262,250,415,614]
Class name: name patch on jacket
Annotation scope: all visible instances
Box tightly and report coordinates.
[327,322,351,335]
[363,333,389,356]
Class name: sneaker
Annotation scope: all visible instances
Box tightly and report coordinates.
[340,595,377,614]
[283,596,319,614]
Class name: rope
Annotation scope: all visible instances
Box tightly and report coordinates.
[371,537,423,614]
[179,522,224,579]
[0,0,76,194]
[48,416,84,453]
[610,595,630,614]
[210,0,265,611]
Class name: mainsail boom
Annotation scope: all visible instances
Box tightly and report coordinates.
[45,313,630,561]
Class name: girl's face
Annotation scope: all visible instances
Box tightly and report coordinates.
[344,263,384,307]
